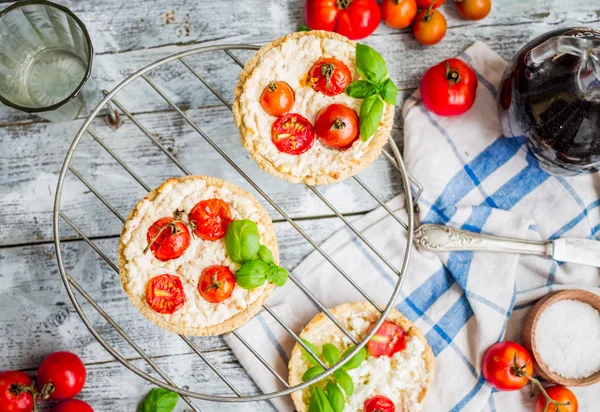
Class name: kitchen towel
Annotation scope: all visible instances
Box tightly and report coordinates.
[224,41,600,411]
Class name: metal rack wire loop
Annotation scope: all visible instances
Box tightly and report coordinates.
[53,43,417,405]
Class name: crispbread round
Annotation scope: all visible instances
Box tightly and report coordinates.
[233,30,394,185]
[288,302,435,412]
[118,175,278,336]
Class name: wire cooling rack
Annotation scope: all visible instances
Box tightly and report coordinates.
[53,44,422,410]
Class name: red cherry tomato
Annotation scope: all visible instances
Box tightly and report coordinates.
[416,0,445,7]
[305,0,381,40]
[481,342,533,391]
[381,0,417,29]
[0,371,35,412]
[189,199,232,241]
[309,58,352,96]
[271,113,316,155]
[536,386,578,412]
[146,217,191,261]
[198,265,235,303]
[53,399,94,412]
[37,352,86,401]
[364,395,395,412]
[314,103,359,149]
[420,58,477,116]
[367,320,407,358]
[413,7,446,45]
[455,0,491,20]
[146,274,186,314]
[260,81,295,117]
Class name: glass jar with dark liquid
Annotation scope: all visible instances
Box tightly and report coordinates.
[498,28,600,174]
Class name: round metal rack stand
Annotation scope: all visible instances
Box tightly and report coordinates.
[53,44,422,410]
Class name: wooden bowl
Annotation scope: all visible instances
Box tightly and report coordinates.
[522,289,600,387]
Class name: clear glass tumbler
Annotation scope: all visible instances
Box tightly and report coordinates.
[0,0,93,121]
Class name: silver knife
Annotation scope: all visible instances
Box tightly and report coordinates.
[413,224,600,268]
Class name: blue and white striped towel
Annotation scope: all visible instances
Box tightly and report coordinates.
[224,41,600,411]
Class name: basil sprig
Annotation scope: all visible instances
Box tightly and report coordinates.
[225,219,289,289]
[301,339,368,412]
[345,43,398,142]
[138,388,179,412]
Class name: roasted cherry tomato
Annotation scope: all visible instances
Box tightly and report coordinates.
[381,0,417,29]
[416,0,445,7]
[420,58,478,116]
[198,265,235,303]
[53,399,94,412]
[189,199,232,241]
[271,113,316,155]
[309,58,352,96]
[367,320,407,358]
[305,0,381,40]
[314,103,359,149]
[413,6,446,45]
[145,274,186,314]
[455,0,491,20]
[146,217,191,261]
[37,352,86,401]
[536,386,578,412]
[0,371,35,412]
[482,342,533,391]
[364,395,395,412]
[260,81,295,117]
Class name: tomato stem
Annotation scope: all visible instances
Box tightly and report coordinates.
[206,274,223,291]
[268,81,277,92]
[336,0,352,10]
[144,211,196,254]
[445,62,462,87]
[320,63,336,93]
[331,117,346,130]
[10,382,39,412]
[423,0,435,22]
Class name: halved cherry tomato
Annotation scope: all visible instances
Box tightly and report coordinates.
[271,113,316,155]
[315,103,359,149]
[260,81,295,117]
[0,371,35,412]
[146,217,191,261]
[381,0,417,29]
[367,320,407,357]
[53,399,94,412]
[309,58,352,96]
[37,352,86,401]
[481,342,533,391]
[420,58,477,116]
[455,0,491,21]
[416,0,445,8]
[189,199,232,241]
[305,0,381,40]
[536,386,578,412]
[413,6,446,45]
[198,265,235,303]
[145,274,186,314]
[364,395,395,412]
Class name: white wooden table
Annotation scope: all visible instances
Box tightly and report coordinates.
[0,1,597,411]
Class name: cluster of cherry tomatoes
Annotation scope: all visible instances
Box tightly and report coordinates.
[305,0,491,44]
[482,342,579,412]
[260,58,360,154]
[0,352,92,412]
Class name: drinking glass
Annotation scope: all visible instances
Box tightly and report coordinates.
[0,0,93,121]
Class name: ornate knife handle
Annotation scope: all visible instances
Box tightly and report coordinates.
[413,224,552,256]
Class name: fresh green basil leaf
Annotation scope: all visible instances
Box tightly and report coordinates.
[138,388,179,412]
[380,78,398,105]
[266,264,288,287]
[356,43,387,84]
[345,80,377,99]
[235,260,268,289]
[225,220,260,263]
[322,343,341,366]
[301,338,322,366]
[325,382,345,412]
[333,369,354,396]
[302,365,325,382]
[341,346,367,370]
[299,24,310,32]
[309,387,335,412]
[257,245,274,263]
[359,95,384,142]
